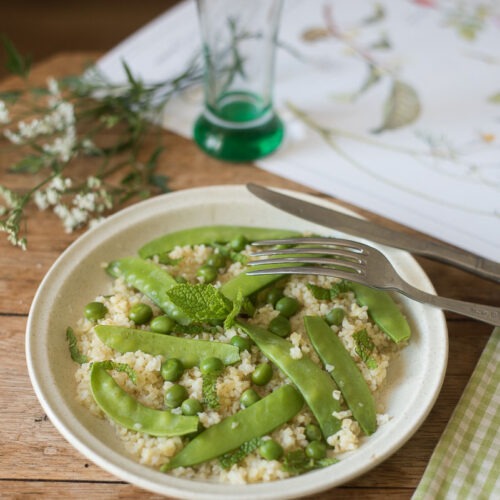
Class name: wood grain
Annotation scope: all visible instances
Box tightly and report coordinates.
[0,52,497,500]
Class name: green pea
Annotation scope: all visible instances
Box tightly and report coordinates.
[264,287,284,306]
[150,315,175,334]
[305,423,322,442]
[240,388,261,408]
[165,384,188,409]
[181,398,203,416]
[275,296,300,318]
[268,315,291,337]
[258,439,284,461]
[128,303,153,325]
[229,235,248,252]
[84,301,108,321]
[305,440,327,460]
[325,307,345,326]
[166,305,187,323]
[251,363,273,386]
[206,252,226,269]
[230,335,253,352]
[200,357,224,376]
[197,264,218,283]
[161,358,185,382]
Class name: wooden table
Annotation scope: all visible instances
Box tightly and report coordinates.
[1,53,498,499]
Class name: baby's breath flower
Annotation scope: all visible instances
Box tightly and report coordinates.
[0,39,197,248]
[73,192,97,212]
[0,100,10,124]
[43,126,76,162]
[33,190,49,210]
[3,128,22,144]
[47,77,60,96]
[86,176,101,189]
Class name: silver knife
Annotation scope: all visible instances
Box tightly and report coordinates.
[247,183,500,282]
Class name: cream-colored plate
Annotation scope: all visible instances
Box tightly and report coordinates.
[26,185,448,499]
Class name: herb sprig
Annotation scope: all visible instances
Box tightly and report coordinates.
[0,38,210,249]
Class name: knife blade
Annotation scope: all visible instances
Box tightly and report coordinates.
[247,183,500,282]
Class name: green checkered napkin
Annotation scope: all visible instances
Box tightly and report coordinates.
[413,327,499,500]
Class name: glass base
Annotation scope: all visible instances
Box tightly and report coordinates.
[193,110,284,162]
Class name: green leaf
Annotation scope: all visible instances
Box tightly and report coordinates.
[488,93,500,104]
[66,327,89,364]
[362,4,385,25]
[330,280,351,299]
[202,372,219,409]
[9,155,46,174]
[370,33,391,50]
[166,283,232,323]
[93,359,137,384]
[224,289,244,330]
[219,437,262,469]
[1,36,31,78]
[307,283,331,300]
[353,329,378,369]
[149,174,170,193]
[0,89,22,103]
[282,449,338,475]
[373,80,421,133]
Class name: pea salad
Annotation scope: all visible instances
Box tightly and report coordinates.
[69,226,410,483]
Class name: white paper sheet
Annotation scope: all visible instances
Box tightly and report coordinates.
[97,0,500,261]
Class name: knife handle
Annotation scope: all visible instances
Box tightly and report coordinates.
[418,240,500,283]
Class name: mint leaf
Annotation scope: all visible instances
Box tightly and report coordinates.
[202,373,219,409]
[330,280,351,299]
[224,289,244,330]
[66,327,89,364]
[353,329,378,369]
[307,283,331,300]
[166,283,232,322]
[94,360,137,384]
[219,437,262,469]
[282,449,338,475]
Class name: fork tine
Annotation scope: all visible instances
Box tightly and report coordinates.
[246,266,369,284]
[248,256,365,274]
[251,246,364,262]
[252,237,367,252]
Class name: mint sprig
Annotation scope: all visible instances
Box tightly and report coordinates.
[282,449,338,475]
[353,329,378,369]
[219,437,262,469]
[166,283,232,322]
[66,326,89,364]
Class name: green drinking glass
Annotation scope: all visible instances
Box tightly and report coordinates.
[193,0,284,162]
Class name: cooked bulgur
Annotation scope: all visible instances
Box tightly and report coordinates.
[72,242,405,483]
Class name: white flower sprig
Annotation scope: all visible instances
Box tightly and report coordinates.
[0,38,205,249]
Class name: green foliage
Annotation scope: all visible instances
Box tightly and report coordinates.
[219,437,262,469]
[166,283,232,323]
[66,326,89,364]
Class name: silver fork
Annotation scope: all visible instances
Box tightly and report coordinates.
[247,237,500,326]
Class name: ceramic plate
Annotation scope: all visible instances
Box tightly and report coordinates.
[26,185,448,499]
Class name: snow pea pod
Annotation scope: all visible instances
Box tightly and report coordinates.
[237,321,341,439]
[95,325,240,368]
[221,253,312,302]
[139,225,301,259]
[349,282,411,343]
[163,384,303,470]
[106,257,190,325]
[90,362,198,437]
[304,316,377,435]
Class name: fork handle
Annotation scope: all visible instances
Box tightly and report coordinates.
[396,282,500,326]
